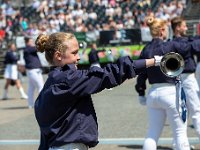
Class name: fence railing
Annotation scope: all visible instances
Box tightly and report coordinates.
[0,137,199,145]
[186,20,200,36]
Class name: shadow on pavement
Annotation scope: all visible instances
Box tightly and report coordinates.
[1,106,28,110]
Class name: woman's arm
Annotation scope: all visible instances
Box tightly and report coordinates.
[55,56,160,97]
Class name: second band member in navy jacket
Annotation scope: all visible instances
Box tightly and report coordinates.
[135,17,190,150]
[171,16,200,140]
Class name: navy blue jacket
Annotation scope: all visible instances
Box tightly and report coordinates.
[172,36,200,73]
[190,36,200,63]
[180,36,200,64]
[88,49,105,64]
[4,50,18,65]
[34,56,146,150]
[23,46,42,69]
[135,38,191,96]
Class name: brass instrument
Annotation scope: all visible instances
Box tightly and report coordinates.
[160,52,184,78]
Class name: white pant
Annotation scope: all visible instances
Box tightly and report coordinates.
[26,68,44,107]
[181,73,200,138]
[49,143,88,150]
[143,83,190,150]
[195,63,200,89]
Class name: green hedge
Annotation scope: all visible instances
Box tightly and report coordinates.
[78,44,145,65]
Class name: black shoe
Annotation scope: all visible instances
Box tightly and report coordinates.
[189,124,195,128]
[2,97,9,100]
[190,145,195,150]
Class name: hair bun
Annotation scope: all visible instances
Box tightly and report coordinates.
[35,34,49,53]
[146,17,154,26]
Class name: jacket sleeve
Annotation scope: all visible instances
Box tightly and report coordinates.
[52,56,147,97]
[134,50,147,96]
[171,39,200,55]
[135,71,147,96]
[190,39,200,54]
[160,41,190,59]
[188,35,200,40]
[24,46,37,54]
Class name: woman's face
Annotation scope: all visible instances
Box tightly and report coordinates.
[27,39,35,46]
[59,37,80,68]
[178,21,188,36]
[10,44,16,51]
[161,25,169,40]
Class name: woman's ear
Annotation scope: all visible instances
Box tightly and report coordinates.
[54,51,62,61]
[159,29,163,37]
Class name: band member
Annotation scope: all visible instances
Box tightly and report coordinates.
[88,43,105,68]
[2,42,28,100]
[171,16,200,139]
[34,32,161,150]
[135,17,190,150]
[23,37,44,109]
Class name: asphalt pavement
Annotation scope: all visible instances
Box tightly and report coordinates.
[0,75,199,150]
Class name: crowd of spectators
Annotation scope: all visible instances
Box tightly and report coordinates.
[0,0,186,48]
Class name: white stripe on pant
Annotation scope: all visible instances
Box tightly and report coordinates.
[195,62,200,90]
[181,73,200,139]
[143,83,190,150]
[49,143,88,150]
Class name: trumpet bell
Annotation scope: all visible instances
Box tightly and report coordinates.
[160,52,184,78]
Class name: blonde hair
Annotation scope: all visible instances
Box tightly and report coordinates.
[146,17,167,37]
[35,32,75,64]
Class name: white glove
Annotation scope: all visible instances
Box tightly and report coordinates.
[154,55,163,66]
[138,96,146,106]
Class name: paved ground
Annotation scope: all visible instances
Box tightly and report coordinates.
[0,75,199,150]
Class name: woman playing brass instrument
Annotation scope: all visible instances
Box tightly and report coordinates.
[135,17,191,150]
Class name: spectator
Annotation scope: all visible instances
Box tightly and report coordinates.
[0,0,185,46]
